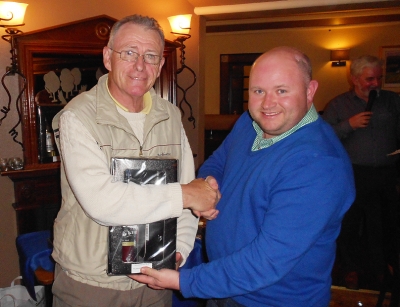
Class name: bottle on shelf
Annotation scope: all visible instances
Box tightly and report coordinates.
[45,121,55,155]
[43,117,59,163]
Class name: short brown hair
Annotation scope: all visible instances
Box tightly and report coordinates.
[108,14,165,50]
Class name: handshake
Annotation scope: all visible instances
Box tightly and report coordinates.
[181,176,220,220]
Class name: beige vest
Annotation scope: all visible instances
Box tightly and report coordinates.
[52,75,183,289]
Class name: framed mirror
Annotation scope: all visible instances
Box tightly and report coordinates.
[220,53,261,114]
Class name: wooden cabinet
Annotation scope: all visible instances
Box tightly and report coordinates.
[204,114,239,160]
[6,167,61,235]
[2,15,179,234]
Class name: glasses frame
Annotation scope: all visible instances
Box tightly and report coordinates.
[108,47,162,65]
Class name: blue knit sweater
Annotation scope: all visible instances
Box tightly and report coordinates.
[180,111,355,307]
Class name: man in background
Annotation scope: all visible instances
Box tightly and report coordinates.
[51,14,219,307]
[323,55,400,290]
[133,46,355,307]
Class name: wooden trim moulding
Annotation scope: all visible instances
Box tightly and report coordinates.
[206,13,400,33]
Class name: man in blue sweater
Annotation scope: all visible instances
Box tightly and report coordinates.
[132,46,355,307]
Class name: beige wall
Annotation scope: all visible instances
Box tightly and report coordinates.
[0,0,198,287]
[204,21,400,114]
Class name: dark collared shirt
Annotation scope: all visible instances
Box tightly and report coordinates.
[322,90,400,167]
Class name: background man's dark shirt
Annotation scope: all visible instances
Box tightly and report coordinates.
[323,90,400,167]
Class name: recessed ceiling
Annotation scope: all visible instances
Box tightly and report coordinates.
[188,0,276,6]
[187,0,400,22]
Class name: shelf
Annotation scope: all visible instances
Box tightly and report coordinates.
[205,114,240,130]
[1,162,60,181]
[36,103,67,107]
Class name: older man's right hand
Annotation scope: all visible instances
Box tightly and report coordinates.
[349,111,372,129]
[181,177,221,215]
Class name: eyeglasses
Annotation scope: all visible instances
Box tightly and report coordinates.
[108,47,162,65]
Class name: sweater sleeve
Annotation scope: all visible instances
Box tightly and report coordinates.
[58,111,184,226]
[180,151,354,299]
[197,143,226,184]
[197,113,244,182]
[176,123,198,264]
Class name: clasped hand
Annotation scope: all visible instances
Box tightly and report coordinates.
[182,176,221,220]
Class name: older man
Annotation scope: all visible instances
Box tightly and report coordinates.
[323,55,400,290]
[133,46,355,307]
[51,14,219,307]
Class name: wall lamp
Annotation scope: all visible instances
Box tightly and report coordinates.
[0,1,28,149]
[330,49,350,67]
[168,14,196,128]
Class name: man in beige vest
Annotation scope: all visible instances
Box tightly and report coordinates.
[51,14,219,307]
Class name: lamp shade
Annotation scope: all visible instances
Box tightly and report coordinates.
[168,14,192,35]
[330,49,350,62]
[0,1,28,27]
